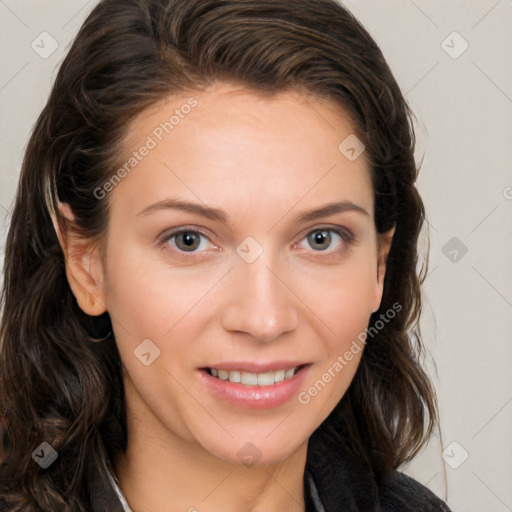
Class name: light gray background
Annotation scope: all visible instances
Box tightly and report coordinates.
[1,1,511,510]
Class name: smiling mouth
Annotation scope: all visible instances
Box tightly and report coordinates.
[203,365,307,386]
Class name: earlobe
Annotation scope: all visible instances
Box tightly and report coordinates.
[51,202,107,317]
[371,226,395,313]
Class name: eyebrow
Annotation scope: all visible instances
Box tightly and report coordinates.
[137,198,370,224]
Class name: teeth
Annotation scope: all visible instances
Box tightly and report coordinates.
[274,369,285,383]
[284,368,295,379]
[229,370,241,383]
[257,371,275,386]
[241,372,258,385]
[208,366,299,386]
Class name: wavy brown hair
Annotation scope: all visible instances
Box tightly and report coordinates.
[0,0,439,509]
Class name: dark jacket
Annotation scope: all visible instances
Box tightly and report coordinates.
[88,424,453,512]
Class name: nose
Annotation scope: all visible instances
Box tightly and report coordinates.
[220,250,299,344]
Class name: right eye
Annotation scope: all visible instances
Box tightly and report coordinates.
[163,229,212,253]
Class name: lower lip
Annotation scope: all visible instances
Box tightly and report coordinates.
[198,365,311,409]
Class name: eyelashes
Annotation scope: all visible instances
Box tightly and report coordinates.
[159,225,355,260]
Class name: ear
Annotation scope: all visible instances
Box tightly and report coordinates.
[51,202,107,317]
[371,225,395,313]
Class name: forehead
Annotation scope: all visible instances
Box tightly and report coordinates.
[111,83,373,222]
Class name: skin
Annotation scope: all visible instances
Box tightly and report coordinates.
[58,82,394,512]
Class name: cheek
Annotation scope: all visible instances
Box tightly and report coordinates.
[321,281,374,370]
[298,253,378,336]
[103,243,214,337]
[295,255,377,393]
[330,274,376,340]
[294,264,376,415]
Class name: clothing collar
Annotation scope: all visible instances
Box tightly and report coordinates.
[106,470,133,512]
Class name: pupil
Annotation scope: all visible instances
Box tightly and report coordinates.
[311,230,330,250]
[183,234,194,246]
[178,232,199,251]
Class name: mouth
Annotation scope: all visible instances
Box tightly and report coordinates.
[199,362,312,409]
[203,365,307,387]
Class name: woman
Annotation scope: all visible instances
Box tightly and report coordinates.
[0,0,452,510]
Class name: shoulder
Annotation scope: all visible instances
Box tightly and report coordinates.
[305,426,453,512]
[379,470,453,512]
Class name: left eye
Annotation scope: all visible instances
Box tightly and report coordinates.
[166,230,210,252]
[298,229,351,252]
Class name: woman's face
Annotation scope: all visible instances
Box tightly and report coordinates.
[85,83,389,465]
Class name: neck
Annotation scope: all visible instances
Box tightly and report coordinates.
[114,374,308,512]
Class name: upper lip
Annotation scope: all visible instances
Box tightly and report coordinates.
[201,361,310,372]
